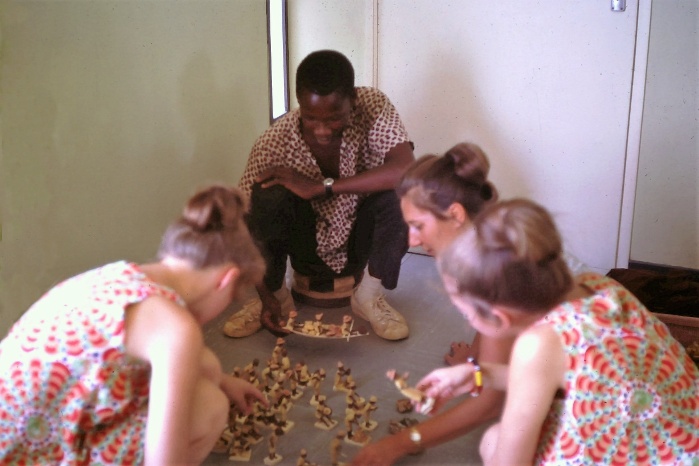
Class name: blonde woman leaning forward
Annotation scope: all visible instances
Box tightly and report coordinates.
[0,185,268,465]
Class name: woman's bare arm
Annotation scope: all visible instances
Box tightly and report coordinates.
[125,296,205,465]
[351,333,516,465]
[488,327,566,465]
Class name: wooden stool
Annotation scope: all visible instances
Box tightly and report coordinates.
[291,271,363,308]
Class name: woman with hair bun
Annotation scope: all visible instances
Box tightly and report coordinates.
[421,198,699,464]
[398,141,499,364]
[353,143,510,465]
[353,143,592,465]
[0,185,268,465]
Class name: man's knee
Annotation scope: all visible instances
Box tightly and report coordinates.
[372,191,408,240]
[357,191,405,231]
[249,183,294,212]
[367,190,402,214]
[247,183,298,238]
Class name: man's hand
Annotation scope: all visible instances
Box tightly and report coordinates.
[351,435,406,466]
[256,166,323,200]
[257,287,292,337]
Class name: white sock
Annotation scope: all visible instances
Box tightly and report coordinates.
[354,270,383,305]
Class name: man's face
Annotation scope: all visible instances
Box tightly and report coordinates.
[298,90,353,146]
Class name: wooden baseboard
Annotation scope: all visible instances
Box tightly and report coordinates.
[654,312,699,350]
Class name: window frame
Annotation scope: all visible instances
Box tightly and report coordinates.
[267,0,289,122]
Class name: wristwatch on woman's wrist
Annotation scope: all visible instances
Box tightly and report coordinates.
[323,177,335,197]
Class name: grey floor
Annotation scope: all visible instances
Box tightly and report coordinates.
[202,252,485,466]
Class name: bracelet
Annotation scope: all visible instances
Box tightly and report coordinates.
[467,357,483,397]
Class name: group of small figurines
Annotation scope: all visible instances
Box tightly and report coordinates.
[283,311,369,339]
[214,336,431,465]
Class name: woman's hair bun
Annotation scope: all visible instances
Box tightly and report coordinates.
[158,184,264,281]
[182,185,245,232]
[446,142,490,186]
[480,181,496,202]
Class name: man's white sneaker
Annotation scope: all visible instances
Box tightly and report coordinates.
[351,293,409,340]
[223,298,262,338]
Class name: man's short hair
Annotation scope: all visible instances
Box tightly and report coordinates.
[296,50,355,99]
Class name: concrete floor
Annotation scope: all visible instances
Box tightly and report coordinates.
[202,252,485,466]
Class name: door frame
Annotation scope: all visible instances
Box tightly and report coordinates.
[616,0,652,268]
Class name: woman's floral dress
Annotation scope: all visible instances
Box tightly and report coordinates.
[535,273,699,465]
[0,261,184,465]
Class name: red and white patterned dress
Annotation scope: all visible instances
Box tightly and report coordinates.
[239,86,411,273]
[0,261,184,465]
[534,273,699,465]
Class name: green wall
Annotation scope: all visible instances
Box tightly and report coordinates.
[0,1,270,335]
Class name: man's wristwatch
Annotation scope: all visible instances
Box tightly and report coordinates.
[408,427,424,454]
[323,177,335,197]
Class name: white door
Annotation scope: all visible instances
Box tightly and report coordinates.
[377,0,648,272]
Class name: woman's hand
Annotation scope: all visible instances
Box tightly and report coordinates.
[220,374,268,416]
[416,363,478,412]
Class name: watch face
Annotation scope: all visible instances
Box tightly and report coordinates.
[323,178,334,187]
[410,430,421,442]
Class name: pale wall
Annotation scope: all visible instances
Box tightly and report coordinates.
[377,0,642,275]
[0,1,269,335]
[286,0,648,274]
[286,0,698,271]
[287,0,375,107]
[631,1,699,268]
